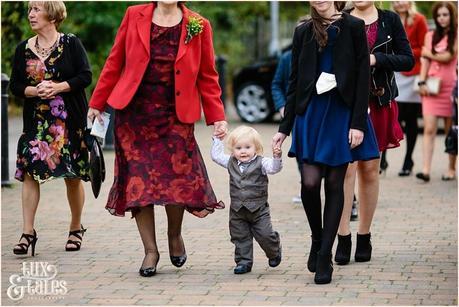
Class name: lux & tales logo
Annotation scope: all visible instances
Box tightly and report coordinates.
[7,262,68,301]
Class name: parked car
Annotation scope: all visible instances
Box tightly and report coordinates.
[232,56,278,123]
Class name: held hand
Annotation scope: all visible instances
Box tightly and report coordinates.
[279,107,285,118]
[213,120,228,140]
[272,132,287,150]
[369,54,376,66]
[87,107,104,125]
[273,146,282,159]
[419,84,429,96]
[348,128,364,149]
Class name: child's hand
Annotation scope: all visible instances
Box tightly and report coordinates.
[273,146,282,158]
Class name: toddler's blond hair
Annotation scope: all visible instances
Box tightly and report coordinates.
[226,126,263,155]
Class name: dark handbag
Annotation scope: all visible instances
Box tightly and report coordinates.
[445,125,458,155]
[88,136,106,198]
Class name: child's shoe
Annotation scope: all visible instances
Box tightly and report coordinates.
[268,244,282,267]
[234,263,252,274]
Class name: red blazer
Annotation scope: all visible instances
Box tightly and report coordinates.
[89,3,225,125]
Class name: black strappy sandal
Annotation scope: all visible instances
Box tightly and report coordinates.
[13,229,38,256]
[65,225,87,252]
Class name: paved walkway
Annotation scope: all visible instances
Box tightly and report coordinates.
[2,110,457,306]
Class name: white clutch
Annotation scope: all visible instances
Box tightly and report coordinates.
[413,76,441,95]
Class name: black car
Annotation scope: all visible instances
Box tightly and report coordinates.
[232,56,278,123]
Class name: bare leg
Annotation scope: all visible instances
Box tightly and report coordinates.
[337,162,357,236]
[64,178,85,249]
[14,174,40,251]
[357,158,380,234]
[165,205,186,256]
[135,206,159,268]
[421,115,438,175]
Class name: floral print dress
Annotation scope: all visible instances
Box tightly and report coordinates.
[13,34,90,183]
[106,22,224,218]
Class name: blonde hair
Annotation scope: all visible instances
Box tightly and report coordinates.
[28,1,67,29]
[226,126,263,156]
[391,1,418,26]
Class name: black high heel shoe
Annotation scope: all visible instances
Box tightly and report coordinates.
[379,159,388,175]
[169,236,187,267]
[355,233,372,262]
[170,254,187,267]
[416,172,430,182]
[139,252,160,277]
[65,224,87,251]
[13,230,38,256]
[307,237,321,273]
[314,252,333,284]
[335,233,351,265]
[398,161,413,177]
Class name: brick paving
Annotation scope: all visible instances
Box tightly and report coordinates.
[2,109,457,306]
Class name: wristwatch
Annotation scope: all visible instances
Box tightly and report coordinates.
[417,80,427,86]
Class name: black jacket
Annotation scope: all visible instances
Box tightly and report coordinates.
[279,12,370,135]
[366,9,414,105]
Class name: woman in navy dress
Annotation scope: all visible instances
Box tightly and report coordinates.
[272,1,378,284]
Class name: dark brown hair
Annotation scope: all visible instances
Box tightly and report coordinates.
[310,1,346,50]
[431,1,457,55]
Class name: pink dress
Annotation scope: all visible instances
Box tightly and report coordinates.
[422,31,457,117]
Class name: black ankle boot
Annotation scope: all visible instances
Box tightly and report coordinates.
[355,233,372,262]
[335,234,351,265]
[307,238,321,273]
[314,252,333,284]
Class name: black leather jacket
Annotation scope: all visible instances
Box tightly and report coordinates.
[367,9,415,106]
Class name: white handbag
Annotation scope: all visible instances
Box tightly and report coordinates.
[413,76,441,95]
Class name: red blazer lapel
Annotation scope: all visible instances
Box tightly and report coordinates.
[176,4,190,63]
[137,3,154,56]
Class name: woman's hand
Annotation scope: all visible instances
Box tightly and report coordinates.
[273,146,282,159]
[213,120,228,140]
[348,128,364,149]
[87,107,104,125]
[272,132,287,150]
[419,84,429,96]
[37,81,69,100]
[369,54,377,66]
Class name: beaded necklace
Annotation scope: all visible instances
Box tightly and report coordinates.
[34,34,59,59]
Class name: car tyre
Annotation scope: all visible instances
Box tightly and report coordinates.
[234,82,274,123]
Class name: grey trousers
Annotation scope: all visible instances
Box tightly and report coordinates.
[229,203,281,267]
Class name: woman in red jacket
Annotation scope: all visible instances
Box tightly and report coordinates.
[392,1,428,176]
[88,1,227,277]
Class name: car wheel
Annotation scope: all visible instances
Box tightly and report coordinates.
[234,82,273,123]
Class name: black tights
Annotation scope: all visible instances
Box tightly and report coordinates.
[300,162,348,255]
[398,103,421,169]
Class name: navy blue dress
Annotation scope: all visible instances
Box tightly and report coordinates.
[289,26,379,167]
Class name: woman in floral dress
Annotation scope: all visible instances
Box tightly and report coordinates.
[10,1,92,256]
[88,1,227,277]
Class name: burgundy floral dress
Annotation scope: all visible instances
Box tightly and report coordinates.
[106,22,224,218]
[367,21,404,152]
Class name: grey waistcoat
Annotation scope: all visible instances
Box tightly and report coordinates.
[228,156,268,212]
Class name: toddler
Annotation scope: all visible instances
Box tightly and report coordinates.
[211,126,282,274]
